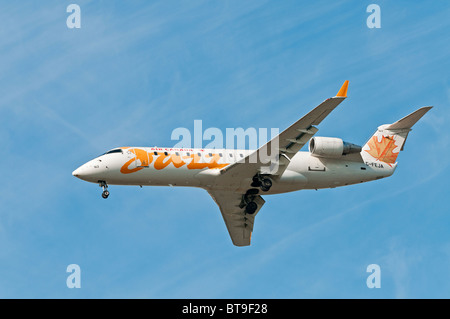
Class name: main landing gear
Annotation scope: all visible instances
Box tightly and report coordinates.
[99,181,109,199]
[251,174,272,192]
[242,175,273,214]
[245,201,258,214]
[242,189,259,215]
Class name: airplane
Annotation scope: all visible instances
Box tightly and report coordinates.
[72,81,432,246]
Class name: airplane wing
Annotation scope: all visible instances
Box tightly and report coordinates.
[210,81,349,246]
[207,190,265,246]
[219,80,349,180]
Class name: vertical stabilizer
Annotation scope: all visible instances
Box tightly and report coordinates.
[361,106,432,165]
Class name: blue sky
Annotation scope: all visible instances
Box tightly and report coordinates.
[0,1,449,298]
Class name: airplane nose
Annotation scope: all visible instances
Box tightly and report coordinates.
[72,160,107,182]
[72,163,93,179]
[72,166,84,178]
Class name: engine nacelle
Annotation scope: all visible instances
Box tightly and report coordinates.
[309,137,361,158]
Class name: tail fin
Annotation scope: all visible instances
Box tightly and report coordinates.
[361,106,432,165]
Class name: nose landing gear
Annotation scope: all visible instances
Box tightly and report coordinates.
[99,181,109,199]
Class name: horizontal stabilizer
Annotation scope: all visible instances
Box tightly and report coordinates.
[386,106,432,130]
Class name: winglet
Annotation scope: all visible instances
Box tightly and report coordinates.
[336,80,349,98]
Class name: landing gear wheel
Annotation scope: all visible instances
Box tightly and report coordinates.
[251,176,261,188]
[245,201,258,214]
[260,177,272,192]
[99,180,109,199]
[251,174,273,192]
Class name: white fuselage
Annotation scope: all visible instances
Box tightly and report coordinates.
[72,147,396,195]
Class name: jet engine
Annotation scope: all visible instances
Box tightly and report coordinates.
[309,137,361,158]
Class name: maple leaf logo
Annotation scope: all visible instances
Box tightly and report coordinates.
[365,135,399,164]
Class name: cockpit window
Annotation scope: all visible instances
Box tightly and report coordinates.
[103,149,123,155]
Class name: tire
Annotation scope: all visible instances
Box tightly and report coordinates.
[245,201,257,214]
[261,178,272,189]
[102,190,109,199]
